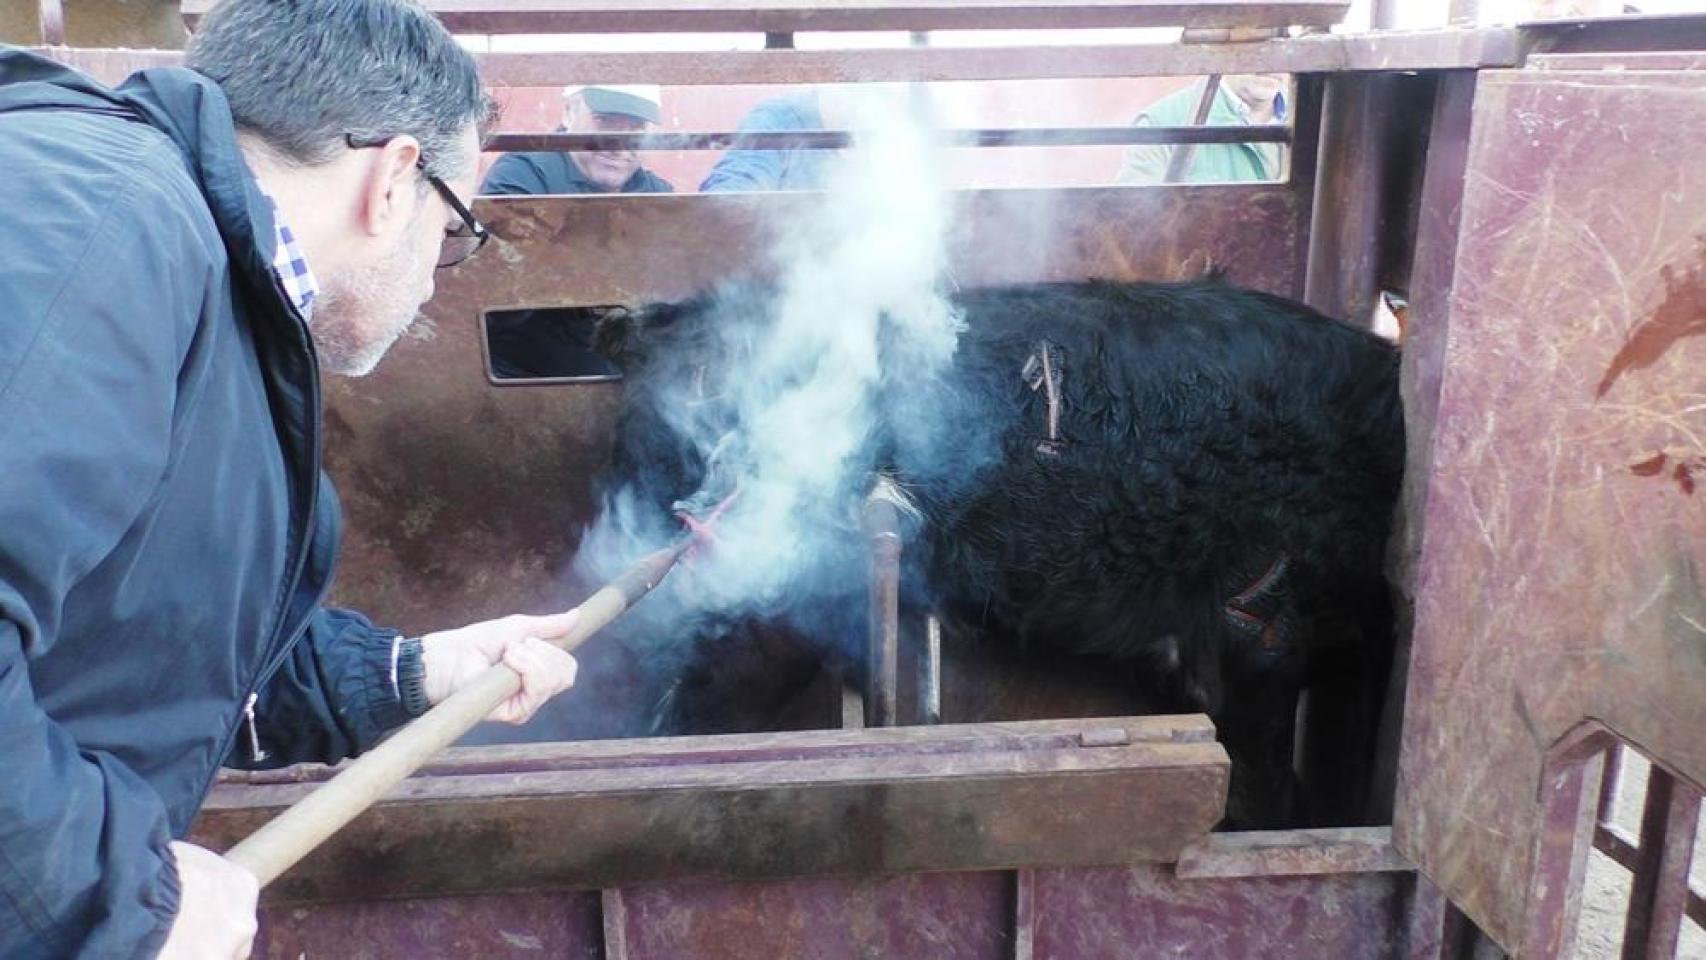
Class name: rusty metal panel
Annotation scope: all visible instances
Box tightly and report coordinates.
[319,188,1301,742]
[1027,863,1416,957]
[245,863,1420,959]
[193,718,1229,904]
[1394,63,1706,951]
[609,873,1011,960]
[253,892,603,960]
[180,0,1352,33]
[328,186,1302,649]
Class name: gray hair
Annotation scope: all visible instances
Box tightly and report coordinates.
[187,0,492,180]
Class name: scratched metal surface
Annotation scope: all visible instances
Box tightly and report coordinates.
[1028,863,1415,958]
[253,891,603,960]
[609,872,1012,960]
[246,865,1417,959]
[1394,63,1706,952]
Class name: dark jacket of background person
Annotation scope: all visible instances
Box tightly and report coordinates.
[481,141,674,195]
[0,50,414,959]
[699,93,831,192]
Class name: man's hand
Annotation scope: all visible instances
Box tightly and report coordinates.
[157,841,258,960]
[419,610,581,724]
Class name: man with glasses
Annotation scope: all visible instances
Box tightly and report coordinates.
[0,1,577,958]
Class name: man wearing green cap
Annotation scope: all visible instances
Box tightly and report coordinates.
[481,84,675,195]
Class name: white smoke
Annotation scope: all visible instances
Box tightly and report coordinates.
[578,87,965,626]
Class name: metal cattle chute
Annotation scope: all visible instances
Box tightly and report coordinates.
[25,2,1705,956]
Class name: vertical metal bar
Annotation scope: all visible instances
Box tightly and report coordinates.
[921,616,942,725]
[38,0,66,45]
[1162,74,1222,184]
[601,888,629,960]
[1303,72,1402,327]
[1284,72,1325,303]
[1012,869,1036,960]
[1597,741,1624,827]
[1401,873,1451,960]
[841,682,866,729]
[1371,0,1404,30]
[908,31,931,123]
[863,490,902,727]
[1376,70,1474,828]
[1620,764,1672,960]
[1621,766,1701,960]
[1519,749,1606,959]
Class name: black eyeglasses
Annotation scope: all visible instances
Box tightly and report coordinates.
[346,135,489,268]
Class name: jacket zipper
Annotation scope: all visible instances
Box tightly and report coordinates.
[242,692,268,763]
[197,285,326,802]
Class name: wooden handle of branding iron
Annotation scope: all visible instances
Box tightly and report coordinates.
[224,541,688,887]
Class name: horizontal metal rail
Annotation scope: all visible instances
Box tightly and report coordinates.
[26,30,1523,89]
[474,31,1521,85]
[38,0,65,45]
[485,124,1289,153]
[181,0,1352,33]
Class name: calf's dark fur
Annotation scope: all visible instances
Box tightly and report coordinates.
[592,278,1405,828]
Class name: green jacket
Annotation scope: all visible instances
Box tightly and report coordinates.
[1117,82,1282,185]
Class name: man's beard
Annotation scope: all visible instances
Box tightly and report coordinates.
[310,227,431,377]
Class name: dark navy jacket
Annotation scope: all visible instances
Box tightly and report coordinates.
[0,49,412,958]
[480,145,673,196]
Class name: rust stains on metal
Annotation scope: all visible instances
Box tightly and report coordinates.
[1626,451,1703,496]
[1596,238,1706,399]
[1395,64,1706,952]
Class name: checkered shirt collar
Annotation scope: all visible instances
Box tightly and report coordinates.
[263,193,319,320]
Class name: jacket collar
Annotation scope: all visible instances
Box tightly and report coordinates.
[0,48,281,311]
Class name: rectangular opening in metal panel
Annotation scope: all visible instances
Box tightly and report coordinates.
[484,306,625,383]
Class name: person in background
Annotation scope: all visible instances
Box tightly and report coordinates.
[0,1,581,956]
[699,85,924,193]
[1117,73,1289,185]
[481,84,674,195]
[698,91,831,193]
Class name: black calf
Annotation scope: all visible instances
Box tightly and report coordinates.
[592,278,1405,828]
